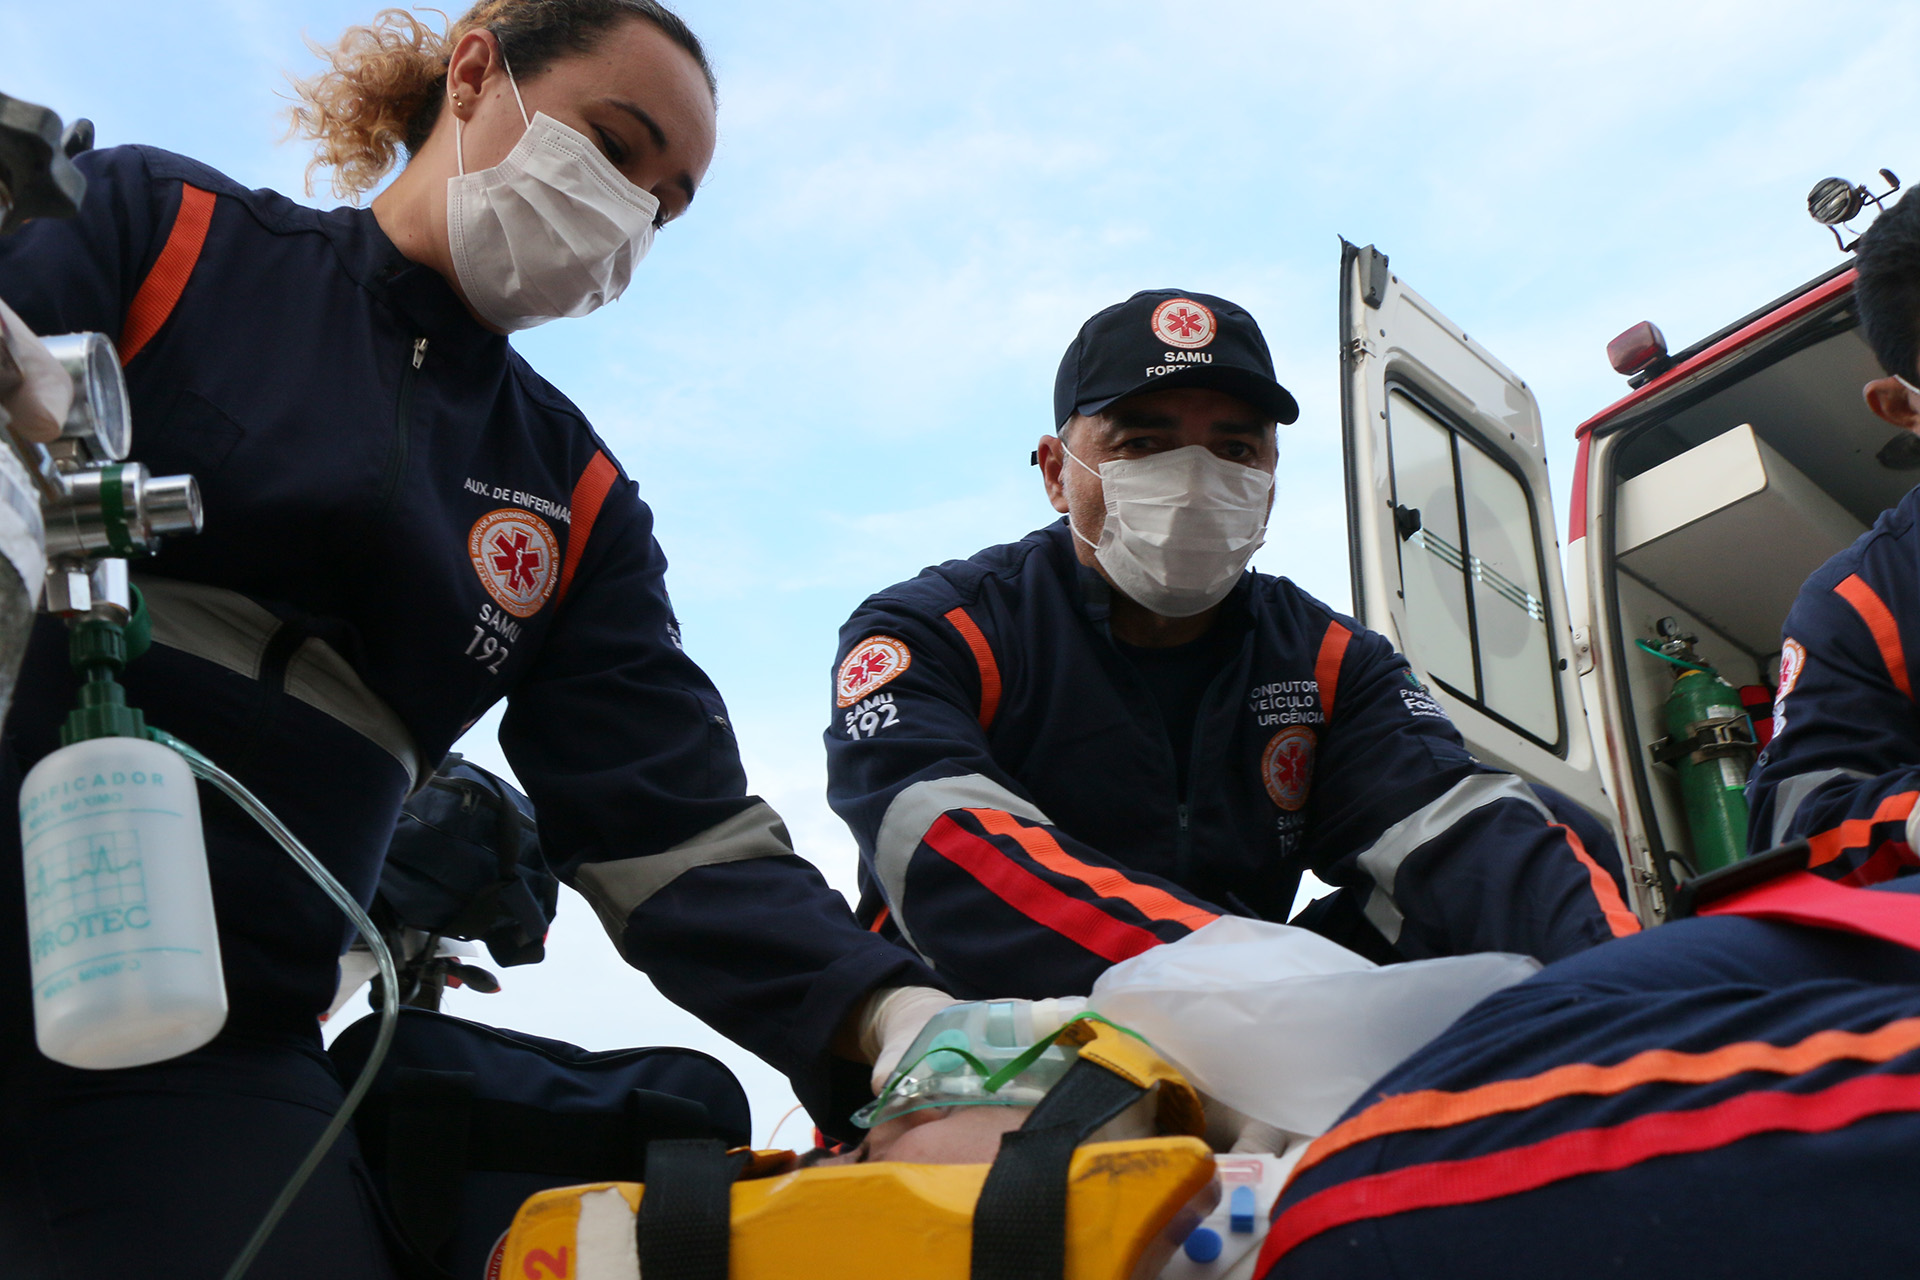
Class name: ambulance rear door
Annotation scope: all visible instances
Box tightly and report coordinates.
[1337,241,1625,871]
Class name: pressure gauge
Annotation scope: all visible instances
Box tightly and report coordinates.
[39,331,131,462]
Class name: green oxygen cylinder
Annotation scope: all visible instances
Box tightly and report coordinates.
[1660,659,1756,875]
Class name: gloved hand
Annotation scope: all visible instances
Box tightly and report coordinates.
[856,985,957,1094]
[0,297,70,444]
[1200,1094,1305,1156]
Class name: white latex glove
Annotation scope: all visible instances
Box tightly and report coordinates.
[857,985,957,1094]
[0,297,71,444]
[1201,1095,1303,1155]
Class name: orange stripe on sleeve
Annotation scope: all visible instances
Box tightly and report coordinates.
[120,183,216,365]
[553,451,619,607]
[942,607,1002,729]
[868,905,891,933]
[1291,1013,1920,1180]
[1314,621,1352,722]
[1263,1070,1920,1271]
[967,807,1219,931]
[1555,822,1639,937]
[1835,573,1913,699]
[1807,790,1920,868]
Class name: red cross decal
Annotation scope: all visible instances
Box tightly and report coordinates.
[1272,744,1307,793]
[1163,307,1206,339]
[489,529,545,594]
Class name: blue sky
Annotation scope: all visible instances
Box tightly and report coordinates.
[7,0,1915,1139]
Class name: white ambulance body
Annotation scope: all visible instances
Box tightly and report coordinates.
[1337,242,1896,922]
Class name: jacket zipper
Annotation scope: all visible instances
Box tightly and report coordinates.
[1176,654,1244,886]
[378,336,428,512]
[1176,802,1192,880]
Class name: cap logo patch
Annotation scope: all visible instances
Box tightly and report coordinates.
[838,636,912,707]
[469,508,560,618]
[1261,725,1315,811]
[1151,298,1217,350]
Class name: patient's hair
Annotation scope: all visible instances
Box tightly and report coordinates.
[1854,189,1920,380]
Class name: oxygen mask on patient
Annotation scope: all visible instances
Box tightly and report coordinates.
[853,997,1090,1129]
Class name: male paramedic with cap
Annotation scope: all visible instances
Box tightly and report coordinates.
[823,289,1639,1001]
[1749,189,1920,874]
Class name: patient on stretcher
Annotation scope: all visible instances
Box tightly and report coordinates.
[810,916,1541,1168]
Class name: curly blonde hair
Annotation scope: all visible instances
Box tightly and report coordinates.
[288,0,713,202]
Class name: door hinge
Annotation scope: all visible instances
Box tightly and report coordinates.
[1357,244,1391,308]
[1571,625,1595,676]
[1343,336,1376,366]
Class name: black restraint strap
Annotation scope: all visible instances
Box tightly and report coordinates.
[969,1058,1148,1280]
[637,1138,745,1280]
[1670,839,1810,918]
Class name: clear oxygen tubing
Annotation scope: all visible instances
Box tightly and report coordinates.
[146,729,398,1280]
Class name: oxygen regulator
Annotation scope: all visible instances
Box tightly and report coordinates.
[29,330,202,612]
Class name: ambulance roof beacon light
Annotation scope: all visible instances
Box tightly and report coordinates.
[1806,169,1901,252]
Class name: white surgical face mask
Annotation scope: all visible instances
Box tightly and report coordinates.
[1064,441,1274,618]
[446,62,660,332]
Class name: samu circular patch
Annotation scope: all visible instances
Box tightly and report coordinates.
[1262,725,1316,811]
[1151,297,1217,349]
[837,636,912,707]
[469,508,559,618]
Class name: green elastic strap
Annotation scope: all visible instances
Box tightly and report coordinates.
[1635,638,1714,674]
[872,1011,1151,1112]
[979,1013,1147,1093]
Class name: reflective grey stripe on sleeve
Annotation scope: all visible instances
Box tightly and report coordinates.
[874,773,1050,952]
[574,800,795,939]
[1768,767,1874,847]
[1357,773,1549,945]
[136,573,422,788]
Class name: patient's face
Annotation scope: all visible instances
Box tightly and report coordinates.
[816,1106,1032,1166]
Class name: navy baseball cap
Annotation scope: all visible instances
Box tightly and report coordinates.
[1053,289,1299,428]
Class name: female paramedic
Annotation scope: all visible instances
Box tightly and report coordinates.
[0,2,943,1275]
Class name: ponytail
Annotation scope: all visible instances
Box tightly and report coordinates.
[288,1,714,201]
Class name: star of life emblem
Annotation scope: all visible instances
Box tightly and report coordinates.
[468,508,560,618]
[1773,637,1806,737]
[1262,725,1316,811]
[837,636,912,708]
[1151,298,1217,350]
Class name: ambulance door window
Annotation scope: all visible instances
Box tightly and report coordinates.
[1458,444,1557,742]
[1387,387,1563,750]
[1386,393,1476,694]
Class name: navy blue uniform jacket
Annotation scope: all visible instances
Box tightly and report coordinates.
[1751,482,1920,882]
[824,521,1638,998]
[1261,878,1920,1280]
[0,146,930,1125]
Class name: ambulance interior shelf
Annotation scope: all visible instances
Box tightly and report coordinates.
[1608,418,1866,872]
